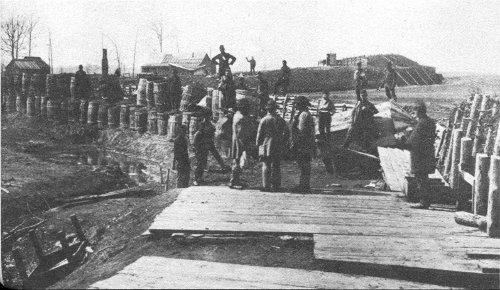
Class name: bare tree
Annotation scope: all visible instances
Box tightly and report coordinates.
[150,20,164,54]
[104,34,121,73]
[1,15,28,60]
[26,15,39,56]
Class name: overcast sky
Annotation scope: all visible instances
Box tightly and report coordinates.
[1,0,499,74]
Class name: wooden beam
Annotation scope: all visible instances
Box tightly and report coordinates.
[466,94,482,138]
[460,170,475,186]
[474,153,490,216]
[449,129,463,190]
[454,211,486,230]
[459,137,473,173]
[472,95,490,156]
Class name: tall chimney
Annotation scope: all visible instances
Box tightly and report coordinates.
[102,49,108,76]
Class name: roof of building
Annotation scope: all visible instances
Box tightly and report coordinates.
[145,52,211,71]
[6,56,50,71]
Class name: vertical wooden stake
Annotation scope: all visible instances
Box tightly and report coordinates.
[160,166,164,184]
[493,121,500,157]
[484,101,498,155]
[444,110,463,177]
[474,153,490,216]
[450,129,464,206]
[70,214,88,244]
[12,249,29,283]
[472,95,490,156]
[165,168,170,191]
[28,230,45,263]
[459,137,473,173]
[466,94,482,138]
[487,155,500,237]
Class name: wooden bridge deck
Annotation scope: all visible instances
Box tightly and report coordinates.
[90,256,449,289]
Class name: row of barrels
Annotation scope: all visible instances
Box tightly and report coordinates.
[6,92,205,143]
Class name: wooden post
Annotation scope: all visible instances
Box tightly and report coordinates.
[444,110,463,177]
[12,249,29,283]
[465,94,482,138]
[450,129,463,189]
[28,230,45,263]
[460,137,473,173]
[474,153,490,216]
[484,101,498,155]
[493,121,500,156]
[70,214,88,244]
[487,155,500,237]
[472,96,490,156]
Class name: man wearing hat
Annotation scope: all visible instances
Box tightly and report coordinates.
[174,125,191,188]
[405,101,436,209]
[256,100,289,191]
[257,72,270,116]
[379,61,397,101]
[75,64,91,100]
[218,69,236,110]
[292,96,316,192]
[318,89,335,137]
[274,60,291,95]
[354,60,367,101]
[230,98,254,188]
[212,45,237,78]
[246,56,256,75]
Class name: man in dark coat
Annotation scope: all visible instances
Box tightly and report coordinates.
[406,101,436,209]
[354,61,367,101]
[173,125,190,188]
[292,96,316,192]
[193,117,213,186]
[274,60,291,95]
[75,65,91,100]
[218,69,236,110]
[256,100,289,191]
[342,90,379,152]
[212,45,236,78]
[380,61,397,101]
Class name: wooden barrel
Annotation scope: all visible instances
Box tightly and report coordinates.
[129,105,136,130]
[22,73,30,94]
[16,93,25,113]
[148,111,158,134]
[35,95,42,115]
[79,100,88,123]
[60,100,68,122]
[29,75,36,98]
[108,106,120,128]
[120,105,129,128]
[157,112,168,135]
[153,82,167,112]
[98,103,108,129]
[135,108,148,134]
[47,100,59,121]
[6,93,16,112]
[26,96,35,117]
[46,75,57,98]
[189,116,203,145]
[136,78,147,106]
[87,101,99,125]
[167,114,181,141]
[146,81,155,109]
[70,77,76,101]
[41,96,48,117]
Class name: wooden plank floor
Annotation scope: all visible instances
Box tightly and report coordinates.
[378,147,446,191]
[90,256,448,289]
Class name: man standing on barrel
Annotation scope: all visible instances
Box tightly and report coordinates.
[405,101,436,209]
[212,45,237,78]
[75,65,91,100]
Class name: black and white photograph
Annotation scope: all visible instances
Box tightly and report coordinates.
[1,0,500,288]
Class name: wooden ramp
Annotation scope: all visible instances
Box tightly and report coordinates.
[378,147,447,192]
[90,256,448,289]
[148,186,465,237]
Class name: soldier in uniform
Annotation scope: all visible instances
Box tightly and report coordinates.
[170,68,183,110]
[274,60,291,95]
[193,117,212,186]
[257,72,270,116]
[173,125,190,188]
[246,56,256,74]
[354,61,367,101]
[75,65,91,100]
[256,100,289,191]
[212,45,237,78]
[318,89,335,137]
[380,61,397,101]
[218,69,236,110]
[406,101,436,209]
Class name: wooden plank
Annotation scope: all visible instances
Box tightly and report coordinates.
[461,170,475,186]
[466,250,500,259]
[90,256,449,289]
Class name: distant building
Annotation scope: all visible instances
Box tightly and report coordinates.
[318,53,367,68]
[141,53,216,76]
[4,56,50,76]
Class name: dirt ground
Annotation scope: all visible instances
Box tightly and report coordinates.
[2,74,500,289]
